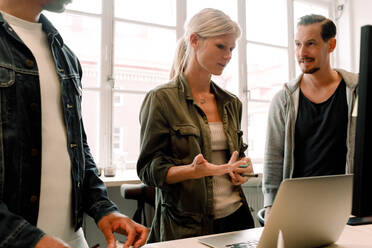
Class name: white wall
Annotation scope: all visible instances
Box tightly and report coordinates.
[334,0,353,71]
[351,0,372,71]
[336,0,372,72]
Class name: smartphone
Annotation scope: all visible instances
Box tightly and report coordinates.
[242,173,259,177]
[239,163,250,168]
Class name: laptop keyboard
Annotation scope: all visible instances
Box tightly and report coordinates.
[225,240,259,248]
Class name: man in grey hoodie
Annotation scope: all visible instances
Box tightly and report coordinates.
[263,14,358,221]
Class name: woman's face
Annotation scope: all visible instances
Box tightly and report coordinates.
[193,33,237,76]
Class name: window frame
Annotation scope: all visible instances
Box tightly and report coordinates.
[61,0,334,168]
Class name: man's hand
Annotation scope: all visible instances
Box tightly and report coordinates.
[35,235,71,248]
[98,212,148,248]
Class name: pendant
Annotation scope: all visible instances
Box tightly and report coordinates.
[200,98,206,104]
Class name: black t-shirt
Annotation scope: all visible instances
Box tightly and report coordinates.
[293,79,348,177]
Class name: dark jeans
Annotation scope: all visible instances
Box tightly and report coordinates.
[213,204,255,234]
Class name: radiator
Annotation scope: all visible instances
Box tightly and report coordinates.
[242,177,264,227]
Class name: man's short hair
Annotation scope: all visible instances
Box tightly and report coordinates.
[297,14,336,41]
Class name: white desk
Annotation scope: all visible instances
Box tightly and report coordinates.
[100,169,140,187]
[143,224,372,248]
[332,224,372,247]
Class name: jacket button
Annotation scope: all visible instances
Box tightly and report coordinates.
[30,195,38,204]
[25,59,35,68]
[31,148,38,157]
[30,103,39,111]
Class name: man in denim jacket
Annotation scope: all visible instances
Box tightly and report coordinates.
[0,0,148,247]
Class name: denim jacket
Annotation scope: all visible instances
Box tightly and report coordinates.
[0,13,118,247]
[137,74,250,242]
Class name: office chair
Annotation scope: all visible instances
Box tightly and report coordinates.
[256,208,265,227]
[120,183,155,227]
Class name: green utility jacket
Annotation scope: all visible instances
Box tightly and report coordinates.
[137,74,249,242]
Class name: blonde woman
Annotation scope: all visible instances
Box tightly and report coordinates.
[137,8,255,242]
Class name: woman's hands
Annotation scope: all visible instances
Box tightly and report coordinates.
[190,151,247,179]
[165,151,253,184]
[228,152,254,185]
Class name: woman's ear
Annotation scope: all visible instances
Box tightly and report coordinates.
[189,32,200,49]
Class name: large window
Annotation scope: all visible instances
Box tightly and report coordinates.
[44,0,332,173]
[112,1,176,168]
[245,0,289,167]
[45,1,102,162]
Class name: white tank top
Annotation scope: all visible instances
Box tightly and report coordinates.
[209,122,242,219]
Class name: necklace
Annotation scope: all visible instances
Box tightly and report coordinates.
[194,92,208,105]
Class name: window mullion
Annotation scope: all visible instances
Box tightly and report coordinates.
[288,0,296,80]
[100,0,114,168]
[329,1,338,69]
[176,0,187,40]
[237,0,248,144]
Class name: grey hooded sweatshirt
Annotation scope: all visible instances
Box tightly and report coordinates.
[263,69,359,207]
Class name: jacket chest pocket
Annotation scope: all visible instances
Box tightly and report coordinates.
[0,66,15,87]
[170,124,201,164]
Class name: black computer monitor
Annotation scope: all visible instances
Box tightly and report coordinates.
[347,25,372,226]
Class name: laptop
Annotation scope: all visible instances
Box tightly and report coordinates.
[199,174,353,248]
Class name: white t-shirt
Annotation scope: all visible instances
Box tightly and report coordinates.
[1,11,88,248]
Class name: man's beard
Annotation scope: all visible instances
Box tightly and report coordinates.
[298,57,319,74]
[43,0,72,13]
[302,67,320,74]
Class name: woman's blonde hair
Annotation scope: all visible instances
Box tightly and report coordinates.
[169,8,241,80]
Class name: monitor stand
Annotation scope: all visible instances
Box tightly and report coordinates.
[347,216,372,225]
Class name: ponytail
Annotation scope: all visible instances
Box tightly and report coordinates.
[169,38,188,80]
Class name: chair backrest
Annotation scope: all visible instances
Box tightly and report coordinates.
[120,183,155,227]
[256,208,265,227]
